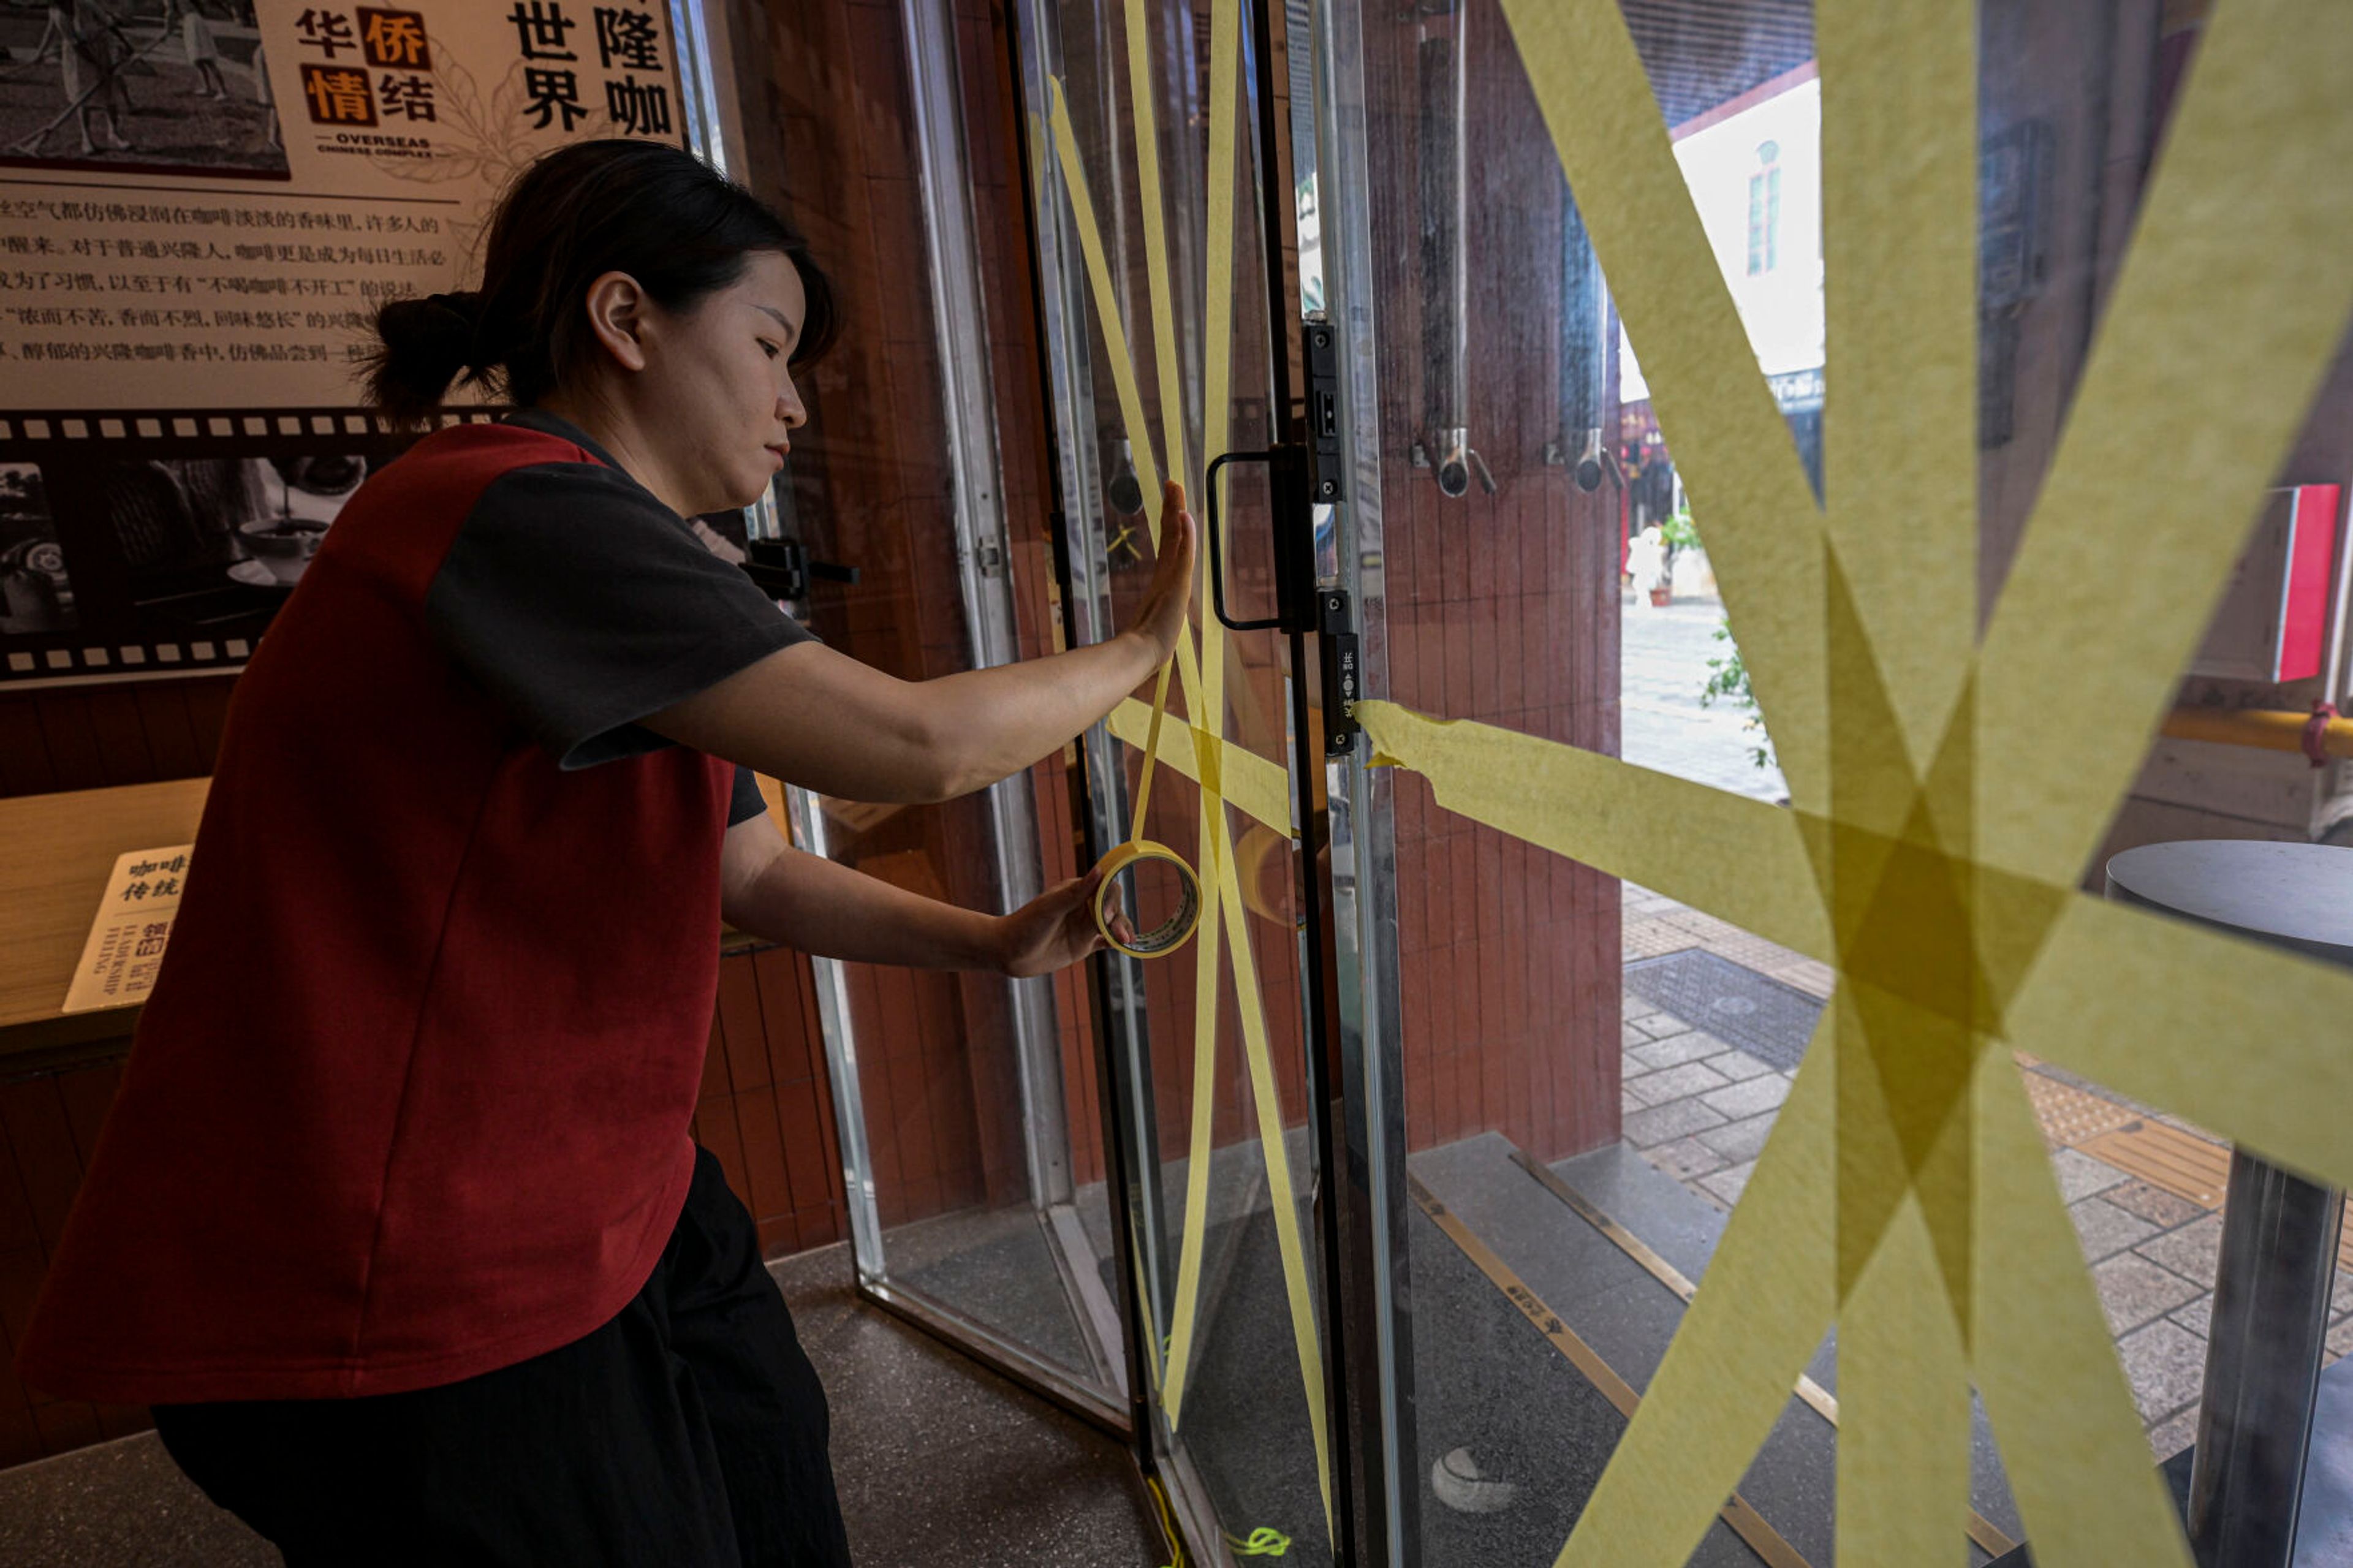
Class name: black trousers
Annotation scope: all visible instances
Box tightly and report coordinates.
[153,1146,854,1567]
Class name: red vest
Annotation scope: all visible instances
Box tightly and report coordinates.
[18,423,732,1403]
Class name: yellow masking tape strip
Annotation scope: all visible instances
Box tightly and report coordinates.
[1973,1049,2198,1567]
[1556,1012,1838,1567]
[1840,1191,1971,1563]
[1354,700,1831,961]
[1053,15,1328,1525]
[1974,0,2353,884]
[1159,773,1225,1426]
[1817,0,1979,771]
[1507,1148,2019,1559]
[1124,0,1189,496]
[1213,794,1335,1532]
[1200,0,1237,523]
[1046,80,1209,729]
[1047,81,1158,507]
[1498,0,1828,811]
[2008,895,2353,1194]
[1833,988,1976,1564]
[1109,699,1290,836]
[1129,658,1175,837]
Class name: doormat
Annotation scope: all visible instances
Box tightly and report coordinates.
[1621,949,1824,1072]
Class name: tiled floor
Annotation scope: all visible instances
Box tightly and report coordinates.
[0,1246,1161,1567]
[1618,880,2353,1456]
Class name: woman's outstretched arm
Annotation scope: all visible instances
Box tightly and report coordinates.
[647,483,1194,804]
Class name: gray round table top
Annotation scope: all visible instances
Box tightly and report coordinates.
[2105,839,2353,967]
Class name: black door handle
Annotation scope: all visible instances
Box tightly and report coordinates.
[1205,447,1292,633]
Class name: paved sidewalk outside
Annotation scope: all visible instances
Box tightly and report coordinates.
[1621,590,1789,803]
[1616,881,2353,1455]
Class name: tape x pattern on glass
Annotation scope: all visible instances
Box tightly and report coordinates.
[1050,0,2353,1562]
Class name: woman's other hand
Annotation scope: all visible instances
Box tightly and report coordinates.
[1129,480,1196,667]
[994,866,1131,978]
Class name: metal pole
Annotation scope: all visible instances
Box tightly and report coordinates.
[2185,1154,2344,1567]
[2107,848,2350,1568]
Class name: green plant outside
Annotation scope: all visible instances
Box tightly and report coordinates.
[1700,616,1776,773]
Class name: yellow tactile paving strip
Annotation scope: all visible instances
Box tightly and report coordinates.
[2077,1120,2232,1210]
[2026,1066,2353,1273]
[2021,1071,2145,1151]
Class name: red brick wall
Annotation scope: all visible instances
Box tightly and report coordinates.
[1364,0,1625,1161]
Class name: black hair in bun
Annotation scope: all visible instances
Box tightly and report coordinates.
[359,140,836,429]
[365,292,483,424]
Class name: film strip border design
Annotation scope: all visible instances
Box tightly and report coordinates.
[0,404,498,688]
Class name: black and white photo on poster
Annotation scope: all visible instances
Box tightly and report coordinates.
[0,462,77,635]
[99,451,364,604]
[0,1,286,177]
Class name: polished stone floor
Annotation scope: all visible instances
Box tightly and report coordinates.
[0,1245,1161,1567]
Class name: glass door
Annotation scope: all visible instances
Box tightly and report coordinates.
[1306,0,2353,1564]
[702,0,1131,1425]
[1012,0,1363,1560]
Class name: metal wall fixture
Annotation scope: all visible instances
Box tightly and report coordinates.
[1411,0,1491,499]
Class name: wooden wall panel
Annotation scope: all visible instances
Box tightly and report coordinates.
[727,0,1099,1231]
[0,676,236,802]
[1363,0,1624,1162]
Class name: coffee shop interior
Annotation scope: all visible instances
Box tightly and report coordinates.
[4,0,2352,1564]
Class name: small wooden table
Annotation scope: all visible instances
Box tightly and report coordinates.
[0,778,210,1060]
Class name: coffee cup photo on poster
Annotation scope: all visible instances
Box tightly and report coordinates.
[99,452,365,599]
[0,2,288,179]
[0,463,78,636]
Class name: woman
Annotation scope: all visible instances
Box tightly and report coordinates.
[15,139,1193,1566]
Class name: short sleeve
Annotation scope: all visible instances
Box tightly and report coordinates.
[425,461,814,768]
[727,765,771,827]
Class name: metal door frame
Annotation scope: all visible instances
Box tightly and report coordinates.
[1001,0,1412,1559]
[674,0,1131,1434]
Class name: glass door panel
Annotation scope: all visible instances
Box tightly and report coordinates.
[1015,0,1339,1558]
[1310,0,2352,1562]
[723,0,1125,1414]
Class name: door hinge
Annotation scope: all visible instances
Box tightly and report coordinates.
[1320,589,1360,756]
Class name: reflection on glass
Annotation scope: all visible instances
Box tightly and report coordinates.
[1023,0,1330,1556]
[749,0,1118,1399]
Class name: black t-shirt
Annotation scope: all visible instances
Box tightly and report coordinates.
[424,408,806,827]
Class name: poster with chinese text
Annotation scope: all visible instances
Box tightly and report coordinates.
[0,1,688,688]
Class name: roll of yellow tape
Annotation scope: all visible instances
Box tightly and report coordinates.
[1093,837,1202,957]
